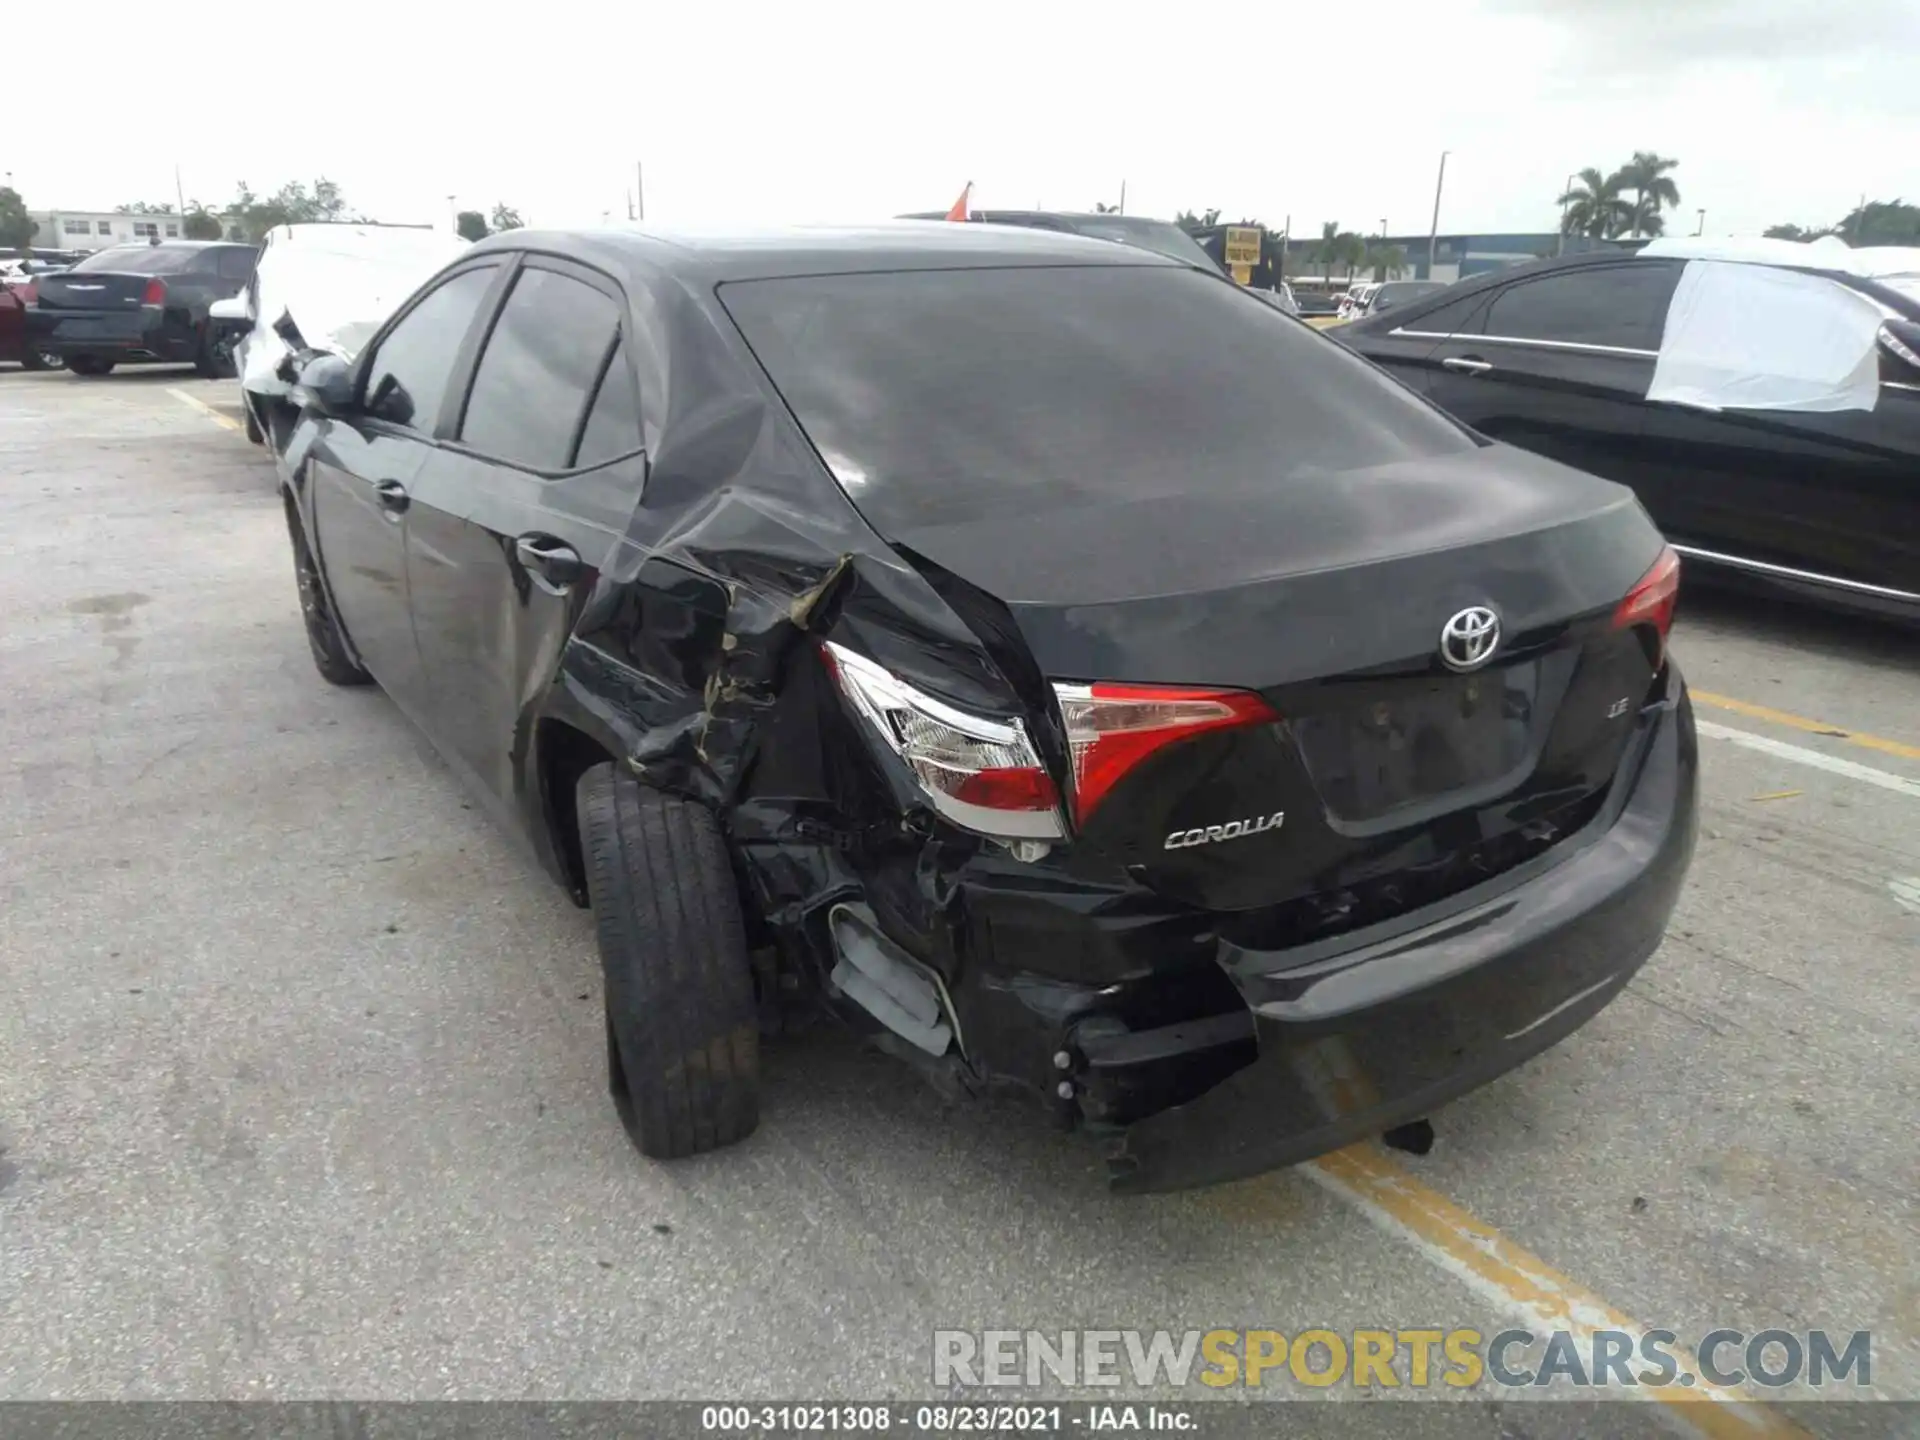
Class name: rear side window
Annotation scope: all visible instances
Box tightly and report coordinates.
[721,265,1476,532]
[572,340,642,467]
[1482,263,1681,351]
[459,267,622,471]
[361,265,499,430]
[215,248,257,281]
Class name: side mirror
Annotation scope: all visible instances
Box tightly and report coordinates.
[208,295,249,322]
[291,353,356,416]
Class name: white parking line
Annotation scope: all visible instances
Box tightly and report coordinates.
[1696,719,1920,800]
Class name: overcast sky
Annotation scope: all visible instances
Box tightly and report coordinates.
[11,0,1917,240]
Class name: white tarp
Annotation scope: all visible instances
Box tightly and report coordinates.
[240,224,469,395]
[1647,259,1888,414]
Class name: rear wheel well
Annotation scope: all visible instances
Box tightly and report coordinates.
[539,720,619,905]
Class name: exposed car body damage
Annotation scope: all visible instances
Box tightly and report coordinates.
[282,224,1697,1190]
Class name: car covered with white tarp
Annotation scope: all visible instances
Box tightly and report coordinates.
[217,223,469,448]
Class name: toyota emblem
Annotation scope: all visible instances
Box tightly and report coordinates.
[1439,606,1500,672]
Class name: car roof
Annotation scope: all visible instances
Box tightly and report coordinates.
[470,222,1181,284]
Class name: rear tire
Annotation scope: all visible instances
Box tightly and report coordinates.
[243,397,265,446]
[288,510,372,687]
[68,355,116,376]
[577,764,760,1160]
[196,328,236,379]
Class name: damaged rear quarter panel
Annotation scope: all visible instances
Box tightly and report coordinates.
[533,266,1026,1000]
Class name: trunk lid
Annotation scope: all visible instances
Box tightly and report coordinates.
[887,447,1668,918]
[32,272,155,312]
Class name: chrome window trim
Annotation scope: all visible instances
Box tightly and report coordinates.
[1388,327,1658,359]
[1670,545,1920,604]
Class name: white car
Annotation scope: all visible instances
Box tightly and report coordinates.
[1336,282,1379,320]
[219,222,470,449]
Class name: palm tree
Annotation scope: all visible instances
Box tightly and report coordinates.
[1313,221,1343,280]
[1557,168,1632,240]
[1616,151,1680,239]
[1366,242,1407,279]
[1336,231,1368,278]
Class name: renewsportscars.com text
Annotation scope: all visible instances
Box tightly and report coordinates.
[932,1328,1871,1391]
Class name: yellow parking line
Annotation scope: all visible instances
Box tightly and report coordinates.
[166,386,243,434]
[1306,1145,1810,1439]
[1690,692,1920,763]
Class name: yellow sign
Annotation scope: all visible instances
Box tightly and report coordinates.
[1230,263,1253,285]
[1224,226,1263,269]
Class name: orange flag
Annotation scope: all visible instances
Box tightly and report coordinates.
[945,182,972,222]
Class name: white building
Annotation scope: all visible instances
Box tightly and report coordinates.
[24,209,213,253]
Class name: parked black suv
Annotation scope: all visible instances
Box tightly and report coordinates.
[27,240,259,376]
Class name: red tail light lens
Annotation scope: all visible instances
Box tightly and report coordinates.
[1053,681,1279,826]
[822,642,1064,841]
[142,278,167,306]
[19,280,36,304]
[1612,545,1681,665]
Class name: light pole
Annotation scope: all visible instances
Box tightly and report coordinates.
[446,194,457,232]
[1695,208,1706,237]
[1427,151,1449,280]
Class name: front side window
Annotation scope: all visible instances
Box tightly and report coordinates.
[459,267,622,470]
[1482,263,1682,351]
[360,265,499,430]
[721,265,1476,534]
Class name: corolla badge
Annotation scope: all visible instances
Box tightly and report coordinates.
[1439,606,1500,672]
[1165,811,1285,850]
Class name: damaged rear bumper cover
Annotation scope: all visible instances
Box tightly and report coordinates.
[1098,676,1698,1194]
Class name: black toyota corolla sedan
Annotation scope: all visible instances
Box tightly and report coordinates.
[278,223,1697,1192]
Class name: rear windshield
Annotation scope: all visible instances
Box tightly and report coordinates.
[721,265,1474,530]
[70,245,210,274]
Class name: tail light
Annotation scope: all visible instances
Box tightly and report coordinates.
[19,280,36,305]
[1053,681,1279,826]
[1612,545,1681,667]
[142,278,167,306]
[822,642,1064,841]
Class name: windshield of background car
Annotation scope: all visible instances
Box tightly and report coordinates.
[720,264,1477,531]
[70,245,208,274]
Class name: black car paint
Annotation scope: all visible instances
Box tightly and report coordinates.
[27,241,258,368]
[284,225,1695,1190]
[1335,252,1920,620]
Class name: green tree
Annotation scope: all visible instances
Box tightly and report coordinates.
[115,201,177,215]
[222,178,353,241]
[1837,198,1920,246]
[1615,151,1681,238]
[182,207,225,240]
[0,186,36,249]
[1173,207,1222,234]
[489,203,524,232]
[1557,168,1632,239]
[1366,241,1407,279]
[455,210,490,242]
[1091,201,1118,213]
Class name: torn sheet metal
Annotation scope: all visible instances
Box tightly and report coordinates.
[241,225,469,395]
[1648,259,1888,414]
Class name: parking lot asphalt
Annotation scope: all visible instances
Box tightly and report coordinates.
[1,368,1915,1430]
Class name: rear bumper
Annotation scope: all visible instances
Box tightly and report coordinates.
[1103,673,1697,1192]
[28,308,182,360]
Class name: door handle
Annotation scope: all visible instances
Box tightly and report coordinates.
[373,479,410,516]
[515,534,583,590]
[1441,356,1494,376]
